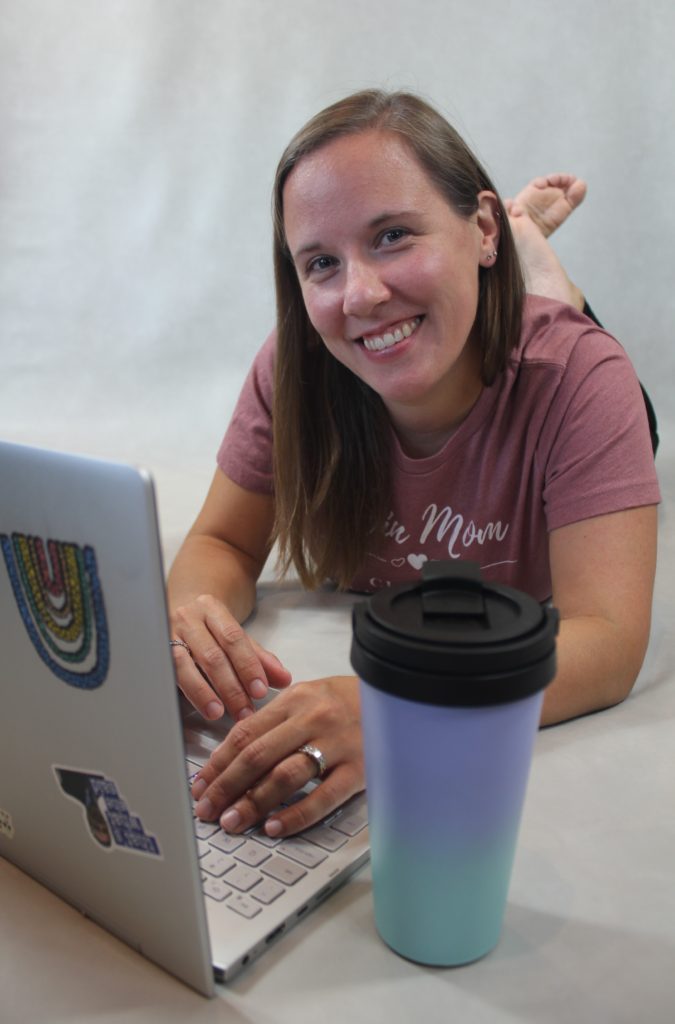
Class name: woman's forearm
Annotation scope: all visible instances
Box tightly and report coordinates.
[167,533,260,624]
[540,612,649,726]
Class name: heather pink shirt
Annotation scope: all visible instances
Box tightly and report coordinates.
[218,296,660,601]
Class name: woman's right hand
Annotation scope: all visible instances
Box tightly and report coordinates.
[169,594,293,722]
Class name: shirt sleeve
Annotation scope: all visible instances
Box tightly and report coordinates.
[216,331,276,495]
[540,327,660,531]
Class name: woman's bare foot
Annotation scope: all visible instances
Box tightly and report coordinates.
[507,205,584,310]
[511,174,587,238]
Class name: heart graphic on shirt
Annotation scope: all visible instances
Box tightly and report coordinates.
[407,553,428,570]
[390,558,405,568]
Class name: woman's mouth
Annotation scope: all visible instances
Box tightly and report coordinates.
[361,316,423,352]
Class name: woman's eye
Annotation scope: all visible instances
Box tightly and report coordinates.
[379,228,409,247]
[307,255,336,275]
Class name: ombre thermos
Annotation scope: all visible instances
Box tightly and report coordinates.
[350,560,558,966]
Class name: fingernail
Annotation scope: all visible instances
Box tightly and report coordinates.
[205,700,224,719]
[191,777,207,799]
[265,818,283,837]
[195,797,214,820]
[250,678,267,700]
[220,808,241,832]
[237,707,254,721]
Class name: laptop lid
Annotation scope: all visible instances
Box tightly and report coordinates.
[0,441,370,995]
[0,441,215,995]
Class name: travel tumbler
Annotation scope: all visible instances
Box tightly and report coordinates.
[350,560,558,966]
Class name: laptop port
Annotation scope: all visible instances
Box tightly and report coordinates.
[265,924,286,945]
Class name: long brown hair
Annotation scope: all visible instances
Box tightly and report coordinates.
[271,90,525,589]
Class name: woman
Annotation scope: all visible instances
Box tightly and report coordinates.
[167,90,660,840]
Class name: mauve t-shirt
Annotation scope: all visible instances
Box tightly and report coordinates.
[217,296,660,601]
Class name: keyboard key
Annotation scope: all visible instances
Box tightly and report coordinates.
[247,828,283,848]
[251,878,285,905]
[202,877,232,902]
[331,813,367,837]
[227,893,262,919]
[262,856,307,886]
[331,795,368,837]
[302,825,348,852]
[196,838,211,859]
[209,831,246,855]
[226,864,263,892]
[279,837,328,868]
[201,851,236,878]
[235,841,272,868]
[194,820,220,840]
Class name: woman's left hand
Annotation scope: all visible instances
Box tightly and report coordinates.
[191,675,364,837]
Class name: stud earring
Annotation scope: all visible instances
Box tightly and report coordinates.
[485,250,498,263]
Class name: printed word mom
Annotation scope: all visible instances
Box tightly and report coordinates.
[420,504,509,559]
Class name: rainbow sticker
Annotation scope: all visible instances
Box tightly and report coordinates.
[1,533,109,689]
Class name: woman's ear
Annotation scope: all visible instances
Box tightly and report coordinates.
[476,191,501,267]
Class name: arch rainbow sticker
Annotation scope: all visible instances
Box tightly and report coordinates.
[1,533,109,689]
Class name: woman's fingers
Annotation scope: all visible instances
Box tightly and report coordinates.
[170,594,292,721]
[254,643,293,691]
[217,749,323,833]
[170,642,225,719]
[262,765,363,837]
[192,677,363,837]
[193,694,309,807]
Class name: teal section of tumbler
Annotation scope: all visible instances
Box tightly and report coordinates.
[369,822,521,965]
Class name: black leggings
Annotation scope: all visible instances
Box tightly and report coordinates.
[583,301,659,455]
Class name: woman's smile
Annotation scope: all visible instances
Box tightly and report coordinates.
[360,315,423,352]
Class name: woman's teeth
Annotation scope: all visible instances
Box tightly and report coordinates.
[362,316,422,352]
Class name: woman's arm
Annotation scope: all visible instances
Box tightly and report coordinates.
[542,505,658,725]
[167,468,292,721]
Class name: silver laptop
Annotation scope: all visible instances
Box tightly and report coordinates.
[0,440,369,996]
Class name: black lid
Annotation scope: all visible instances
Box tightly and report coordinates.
[350,561,558,707]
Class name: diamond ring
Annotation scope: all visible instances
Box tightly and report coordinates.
[297,743,328,779]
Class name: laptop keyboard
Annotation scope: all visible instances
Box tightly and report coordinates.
[187,762,368,920]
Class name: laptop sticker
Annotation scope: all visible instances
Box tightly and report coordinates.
[0,808,15,840]
[54,767,162,856]
[0,533,109,689]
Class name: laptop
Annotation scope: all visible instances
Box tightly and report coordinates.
[0,440,369,997]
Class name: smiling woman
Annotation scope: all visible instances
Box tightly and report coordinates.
[166,89,660,842]
[271,95,524,588]
[282,130,490,443]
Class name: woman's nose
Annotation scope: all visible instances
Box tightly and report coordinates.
[342,260,391,317]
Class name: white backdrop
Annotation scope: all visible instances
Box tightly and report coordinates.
[1,0,673,561]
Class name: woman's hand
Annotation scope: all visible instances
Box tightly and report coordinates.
[167,470,285,721]
[191,675,364,838]
[170,594,292,722]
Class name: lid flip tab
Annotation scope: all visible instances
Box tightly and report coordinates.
[420,560,487,622]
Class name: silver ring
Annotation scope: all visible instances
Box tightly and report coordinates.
[170,639,192,658]
[297,744,327,779]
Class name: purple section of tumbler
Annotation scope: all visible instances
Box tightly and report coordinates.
[360,683,542,840]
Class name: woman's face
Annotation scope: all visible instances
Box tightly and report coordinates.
[282,129,500,445]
